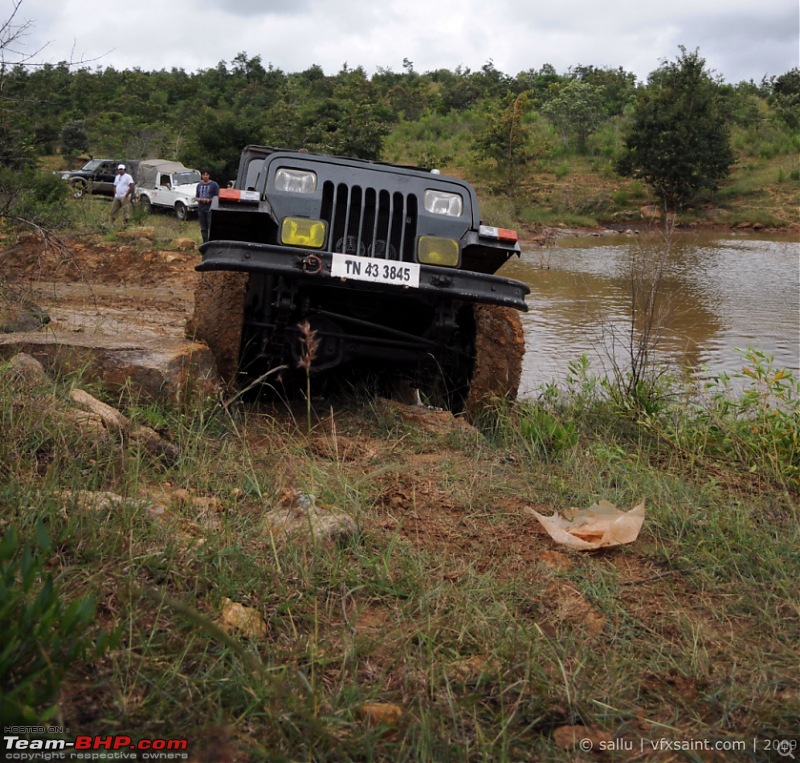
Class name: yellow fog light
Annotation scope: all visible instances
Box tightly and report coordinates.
[281,217,326,248]
[417,236,460,267]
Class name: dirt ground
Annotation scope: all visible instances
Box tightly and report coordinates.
[0,232,201,339]
[0,231,612,616]
[0,230,615,623]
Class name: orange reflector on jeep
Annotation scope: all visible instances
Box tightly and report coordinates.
[219,188,260,204]
[479,225,518,243]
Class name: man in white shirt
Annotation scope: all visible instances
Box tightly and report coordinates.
[110,164,135,225]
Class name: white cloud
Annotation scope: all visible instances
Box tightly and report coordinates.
[11,0,799,82]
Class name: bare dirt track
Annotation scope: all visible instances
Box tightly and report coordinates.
[0,233,201,340]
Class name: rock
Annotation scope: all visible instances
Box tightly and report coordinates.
[173,237,196,251]
[69,387,180,462]
[117,226,156,240]
[4,352,48,383]
[57,489,132,513]
[379,398,478,435]
[0,331,218,403]
[357,702,403,727]
[0,293,50,333]
[218,598,268,639]
[639,204,662,220]
[264,489,358,544]
[553,725,612,750]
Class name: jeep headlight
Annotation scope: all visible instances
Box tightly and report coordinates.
[275,168,317,193]
[281,217,326,248]
[423,189,463,217]
[417,236,460,267]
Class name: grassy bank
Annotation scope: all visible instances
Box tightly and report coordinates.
[382,123,800,233]
[1,343,797,760]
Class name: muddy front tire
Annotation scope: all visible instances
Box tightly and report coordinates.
[187,271,249,388]
[463,304,525,422]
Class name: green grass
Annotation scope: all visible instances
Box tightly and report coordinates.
[1,345,797,760]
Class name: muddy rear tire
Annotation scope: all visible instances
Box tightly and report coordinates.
[463,304,525,421]
[187,271,249,388]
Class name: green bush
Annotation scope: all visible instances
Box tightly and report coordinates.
[0,167,73,231]
[517,403,579,459]
[693,349,799,486]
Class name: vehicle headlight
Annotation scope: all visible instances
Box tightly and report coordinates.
[275,168,317,193]
[423,189,463,217]
[417,236,460,267]
[280,217,326,248]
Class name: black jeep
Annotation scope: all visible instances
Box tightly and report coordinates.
[189,145,529,417]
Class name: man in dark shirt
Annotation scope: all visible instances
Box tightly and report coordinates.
[195,169,220,243]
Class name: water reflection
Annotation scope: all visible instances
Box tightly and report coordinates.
[502,232,800,397]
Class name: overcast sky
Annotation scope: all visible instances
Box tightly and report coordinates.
[12,0,799,84]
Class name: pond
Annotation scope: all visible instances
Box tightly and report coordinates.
[499,231,800,398]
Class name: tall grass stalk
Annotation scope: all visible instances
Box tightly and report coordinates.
[297,319,320,432]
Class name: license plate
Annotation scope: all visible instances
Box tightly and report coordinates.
[331,253,420,288]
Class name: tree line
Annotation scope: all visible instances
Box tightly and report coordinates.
[1,36,798,212]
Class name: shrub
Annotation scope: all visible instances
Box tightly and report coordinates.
[0,167,73,231]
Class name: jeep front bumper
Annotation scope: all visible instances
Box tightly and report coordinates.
[197,240,529,311]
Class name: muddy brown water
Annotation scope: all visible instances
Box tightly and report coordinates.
[503,232,800,397]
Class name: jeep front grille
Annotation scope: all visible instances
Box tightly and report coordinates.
[321,181,418,262]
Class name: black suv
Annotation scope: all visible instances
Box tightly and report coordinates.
[189,145,530,417]
[58,159,125,198]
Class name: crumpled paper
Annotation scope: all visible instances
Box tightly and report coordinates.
[528,500,645,550]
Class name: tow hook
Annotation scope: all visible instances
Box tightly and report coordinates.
[301,254,323,274]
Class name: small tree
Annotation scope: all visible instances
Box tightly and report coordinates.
[474,92,539,198]
[769,67,800,131]
[616,47,735,210]
[541,79,607,152]
[59,119,89,159]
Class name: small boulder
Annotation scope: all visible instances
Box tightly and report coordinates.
[218,598,268,639]
[173,237,197,251]
[264,489,357,544]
